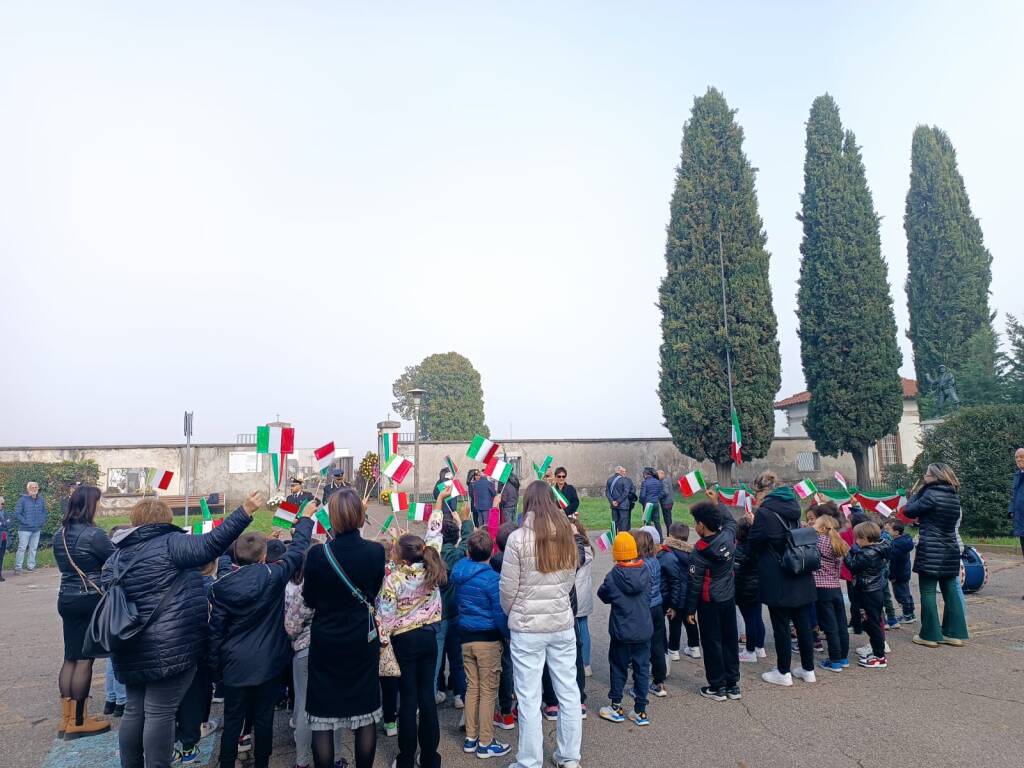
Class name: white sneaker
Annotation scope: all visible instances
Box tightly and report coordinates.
[738,650,758,663]
[584,665,593,677]
[755,647,767,658]
[668,650,680,661]
[791,667,816,683]
[434,690,447,705]
[683,646,701,659]
[454,695,465,710]
[458,712,465,730]
[761,669,793,687]
[856,644,871,657]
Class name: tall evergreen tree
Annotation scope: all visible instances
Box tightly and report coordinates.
[658,88,780,483]
[796,95,903,487]
[1004,315,1024,405]
[905,126,993,409]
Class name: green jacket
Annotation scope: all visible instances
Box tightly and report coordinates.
[441,519,474,619]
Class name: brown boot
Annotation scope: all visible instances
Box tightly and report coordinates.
[63,699,111,740]
[57,698,73,738]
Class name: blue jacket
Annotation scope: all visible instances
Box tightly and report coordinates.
[471,477,497,512]
[639,476,663,507]
[15,493,47,532]
[642,556,662,608]
[597,562,652,644]
[1010,470,1024,537]
[888,533,915,582]
[606,474,634,510]
[452,557,507,640]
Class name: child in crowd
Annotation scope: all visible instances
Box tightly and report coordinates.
[684,502,740,701]
[657,522,689,671]
[813,516,850,672]
[597,532,653,726]
[632,529,667,697]
[210,512,314,768]
[841,509,868,634]
[490,522,518,732]
[844,521,892,669]
[733,518,765,663]
[885,520,917,623]
[376,508,446,768]
[574,522,595,677]
[660,523,699,660]
[452,529,511,759]
[102,525,129,717]
[878,522,901,630]
[437,501,473,710]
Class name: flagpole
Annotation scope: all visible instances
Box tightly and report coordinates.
[718,229,738,485]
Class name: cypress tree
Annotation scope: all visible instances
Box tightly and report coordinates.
[658,88,780,483]
[905,126,993,411]
[796,95,903,487]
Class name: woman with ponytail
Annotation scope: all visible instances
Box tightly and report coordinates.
[813,514,851,672]
[499,480,583,768]
[376,511,447,768]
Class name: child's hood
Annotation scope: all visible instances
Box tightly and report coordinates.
[612,561,648,596]
[662,536,692,554]
[391,561,432,595]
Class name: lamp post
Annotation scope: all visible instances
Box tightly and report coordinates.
[408,388,427,502]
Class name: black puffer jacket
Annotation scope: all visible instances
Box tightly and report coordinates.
[902,482,962,579]
[684,511,737,613]
[103,506,252,685]
[733,539,760,606]
[748,488,817,608]
[843,540,892,593]
[54,523,115,596]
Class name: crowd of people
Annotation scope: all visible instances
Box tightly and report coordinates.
[26,453,992,768]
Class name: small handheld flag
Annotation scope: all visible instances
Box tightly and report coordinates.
[834,471,848,490]
[146,468,174,491]
[840,503,852,519]
[717,488,748,508]
[643,503,655,524]
[314,442,336,474]
[467,435,499,464]
[200,497,212,521]
[875,500,894,518]
[381,430,399,463]
[407,503,432,522]
[382,454,414,484]
[483,456,513,484]
[533,456,553,480]
[378,513,395,536]
[273,502,299,529]
[450,478,467,499]
[256,425,295,455]
[678,470,706,497]
[315,507,332,534]
[391,492,410,513]
[445,455,459,477]
[552,486,569,510]
[793,479,818,499]
[596,532,612,553]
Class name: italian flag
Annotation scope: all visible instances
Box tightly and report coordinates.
[271,454,282,488]
[533,456,553,480]
[381,431,399,463]
[467,434,499,464]
[793,479,818,499]
[383,454,414,484]
[146,468,174,491]
[730,408,743,465]
[643,503,655,524]
[273,502,299,529]
[834,471,849,491]
[445,455,459,477]
[678,470,706,497]
[717,487,748,508]
[257,425,295,455]
[378,514,396,536]
[315,507,331,535]
[408,503,432,522]
[314,442,336,474]
[552,486,569,510]
[596,531,612,553]
[483,456,512,484]
[450,478,467,499]
[391,492,410,512]
[875,500,895,518]
[199,497,212,521]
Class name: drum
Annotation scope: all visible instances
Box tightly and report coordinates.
[960,546,988,594]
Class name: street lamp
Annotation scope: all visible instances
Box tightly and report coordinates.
[408,388,427,501]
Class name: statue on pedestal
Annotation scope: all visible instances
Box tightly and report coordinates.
[926,364,960,415]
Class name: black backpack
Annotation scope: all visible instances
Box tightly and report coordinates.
[772,512,821,576]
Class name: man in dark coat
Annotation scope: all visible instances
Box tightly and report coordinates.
[322,469,348,504]
[1009,448,1024,569]
[471,473,497,528]
[286,478,314,510]
[638,468,665,540]
[606,467,634,537]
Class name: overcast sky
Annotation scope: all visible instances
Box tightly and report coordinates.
[2,2,1020,455]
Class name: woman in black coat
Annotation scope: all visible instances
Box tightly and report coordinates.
[747,472,818,686]
[103,492,257,768]
[902,463,969,647]
[301,488,386,768]
[53,485,115,739]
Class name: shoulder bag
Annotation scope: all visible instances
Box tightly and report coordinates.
[322,542,400,678]
[772,512,821,576]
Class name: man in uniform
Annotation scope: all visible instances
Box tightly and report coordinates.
[286,478,314,509]
[322,469,348,504]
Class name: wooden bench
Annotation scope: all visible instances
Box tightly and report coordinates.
[149,492,228,517]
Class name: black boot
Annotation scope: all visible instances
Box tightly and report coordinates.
[103,700,115,715]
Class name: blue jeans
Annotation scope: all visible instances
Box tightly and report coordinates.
[105,658,127,705]
[577,616,591,666]
[892,579,915,615]
[434,619,466,697]
[15,529,41,570]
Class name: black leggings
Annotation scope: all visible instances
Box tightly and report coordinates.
[667,610,700,652]
[768,605,815,675]
[393,627,440,768]
[313,727,375,768]
[815,588,850,663]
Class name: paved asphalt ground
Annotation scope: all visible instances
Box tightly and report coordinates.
[5,547,1024,768]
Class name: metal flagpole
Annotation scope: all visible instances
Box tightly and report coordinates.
[718,229,736,438]
[184,411,193,527]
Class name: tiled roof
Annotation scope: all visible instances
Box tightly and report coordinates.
[774,378,918,410]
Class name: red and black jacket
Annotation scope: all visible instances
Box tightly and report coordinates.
[683,511,737,614]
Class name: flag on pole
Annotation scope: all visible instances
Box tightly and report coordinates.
[793,479,818,499]
[408,503,432,522]
[678,470,706,497]
[390,492,410,512]
[445,455,459,477]
[834,471,849,491]
[643,503,655,524]
[146,468,174,491]
[382,454,414,484]
[381,431,399,463]
[730,407,743,465]
[467,435,499,464]
[450,478,467,499]
[313,442,336,474]
[378,514,395,536]
[745,495,753,515]
[200,497,212,521]
[256,426,295,455]
[272,502,299,529]
[532,456,553,480]
[717,487,748,507]
[314,506,331,534]
[483,457,512,484]
[271,454,281,488]
[552,486,569,510]
[596,532,612,553]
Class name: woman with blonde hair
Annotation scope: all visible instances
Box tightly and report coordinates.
[500,480,583,768]
[902,462,969,648]
[104,491,259,768]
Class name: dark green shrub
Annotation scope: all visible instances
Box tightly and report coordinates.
[0,460,100,545]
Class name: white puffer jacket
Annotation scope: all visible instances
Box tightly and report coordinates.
[499,513,576,634]
[574,545,595,618]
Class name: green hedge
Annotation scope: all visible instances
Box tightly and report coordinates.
[911,405,1024,535]
[0,460,100,545]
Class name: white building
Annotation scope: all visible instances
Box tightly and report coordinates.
[774,378,922,480]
